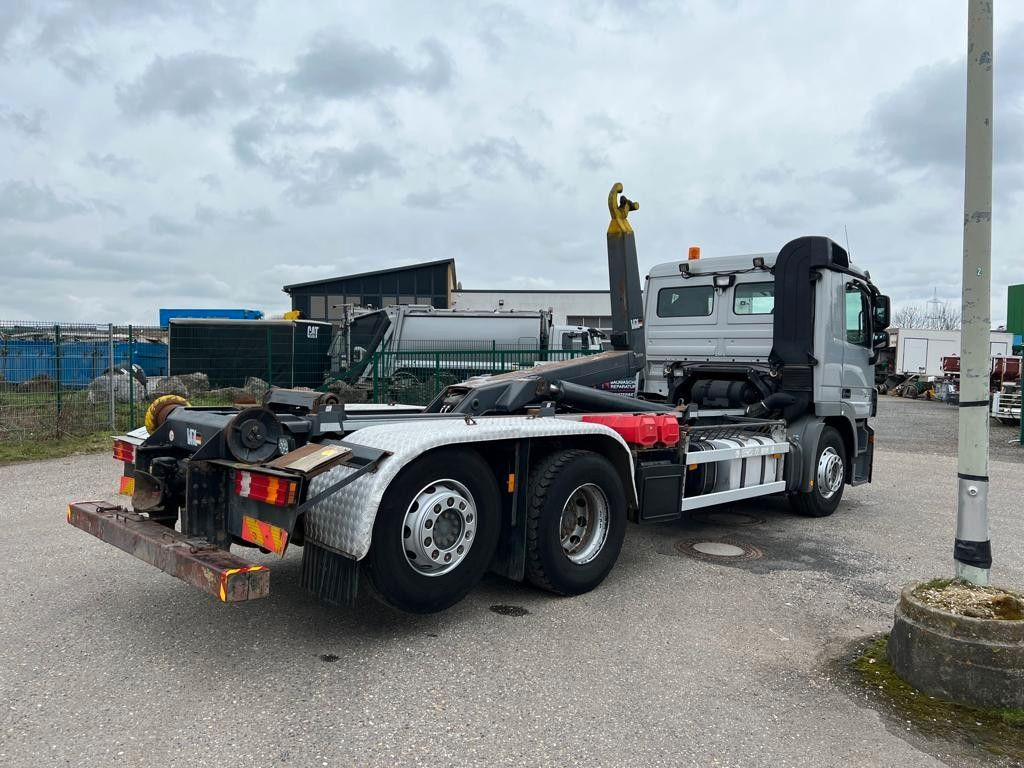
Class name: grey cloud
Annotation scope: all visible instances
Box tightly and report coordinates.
[476,5,534,55]
[0,106,44,136]
[577,113,623,170]
[229,111,399,204]
[194,204,277,228]
[0,232,173,285]
[700,194,811,230]
[117,51,261,118]
[864,23,1024,173]
[231,114,268,167]
[578,146,609,171]
[32,1,248,51]
[0,0,29,56]
[750,164,794,185]
[821,167,898,208]
[283,144,403,206]
[289,35,452,99]
[230,112,336,170]
[148,213,197,237]
[0,181,88,221]
[586,113,625,141]
[458,137,543,182]
[199,173,221,191]
[82,152,139,178]
[403,184,468,210]
[51,48,102,84]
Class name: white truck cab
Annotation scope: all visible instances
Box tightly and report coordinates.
[642,239,890,509]
[644,250,879,420]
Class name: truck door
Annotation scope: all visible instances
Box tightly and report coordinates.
[842,282,874,419]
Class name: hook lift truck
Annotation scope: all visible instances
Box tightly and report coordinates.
[68,184,891,613]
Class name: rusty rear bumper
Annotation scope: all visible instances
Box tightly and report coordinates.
[67,501,270,602]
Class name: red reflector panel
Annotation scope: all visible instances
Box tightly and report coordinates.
[656,415,680,447]
[240,515,289,556]
[113,439,136,463]
[234,471,298,507]
[582,414,680,447]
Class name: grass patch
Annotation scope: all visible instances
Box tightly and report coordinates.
[0,431,112,465]
[851,636,1024,760]
[915,577,953,592]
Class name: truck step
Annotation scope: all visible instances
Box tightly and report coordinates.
[67,501,270,602]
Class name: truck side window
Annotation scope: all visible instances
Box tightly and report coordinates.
[656,286,714,317]
[733,282,774,315]
[845,285,870,347]
[560,332,583,350]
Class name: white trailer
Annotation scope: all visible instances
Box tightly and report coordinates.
[892,328,1013,377]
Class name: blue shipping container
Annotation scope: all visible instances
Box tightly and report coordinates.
[159,308,263,327]
[0,339,168,387]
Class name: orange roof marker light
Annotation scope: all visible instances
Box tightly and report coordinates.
[688,246,701,261]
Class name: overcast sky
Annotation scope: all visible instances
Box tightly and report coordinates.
[1,0,1022,325]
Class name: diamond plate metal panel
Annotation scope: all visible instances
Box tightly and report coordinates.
[304,416,634,560]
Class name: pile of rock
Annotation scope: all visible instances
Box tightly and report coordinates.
[147,372,211,400]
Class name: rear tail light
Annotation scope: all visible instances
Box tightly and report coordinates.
[234,471,298,507]
[113,439,136,463]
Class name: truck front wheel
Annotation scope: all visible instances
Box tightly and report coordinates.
[789,426,846,517]
[525,449,627,596]
[366,448,500,613]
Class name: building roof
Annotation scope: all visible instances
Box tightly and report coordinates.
[282,258,457,292]
[453,288,609,295]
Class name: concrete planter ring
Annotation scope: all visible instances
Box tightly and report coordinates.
[888,583,1024,709]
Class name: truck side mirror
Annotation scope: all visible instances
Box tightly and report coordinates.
[873,295,891,330]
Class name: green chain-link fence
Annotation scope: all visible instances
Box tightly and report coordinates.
[362,347,599,405]
[0,322,167,442]
[0,319,337,444]
[1,321,603,444]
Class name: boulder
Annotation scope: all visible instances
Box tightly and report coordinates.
[178,372,210,394]
[327,380,369,403]
[206,387,259,404]
[244,377,270,397]
[87,372,142,404]
[147,376,190,399]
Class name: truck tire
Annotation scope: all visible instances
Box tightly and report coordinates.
[366,448,500,613]
[525,449,627,596]
[789,426,846,518]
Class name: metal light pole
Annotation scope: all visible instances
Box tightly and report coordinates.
[954,0,994,585]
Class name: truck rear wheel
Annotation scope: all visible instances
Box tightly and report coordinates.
[525,449,627,596]
[789,426,846,517]
[366,448,500,613]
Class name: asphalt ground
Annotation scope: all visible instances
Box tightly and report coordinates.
[1,397,1022,767]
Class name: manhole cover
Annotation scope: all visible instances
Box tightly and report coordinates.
[675,538,762,562]
[692,541,746,557]
[693,510,764,527]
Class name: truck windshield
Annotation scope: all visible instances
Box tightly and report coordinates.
[656,286,714,317]
[733,282,774,315]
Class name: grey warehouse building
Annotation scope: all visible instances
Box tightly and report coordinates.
[283,259,457,319]
[284,257,611,329]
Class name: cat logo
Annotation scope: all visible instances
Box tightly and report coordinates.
[307,325,318,339]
